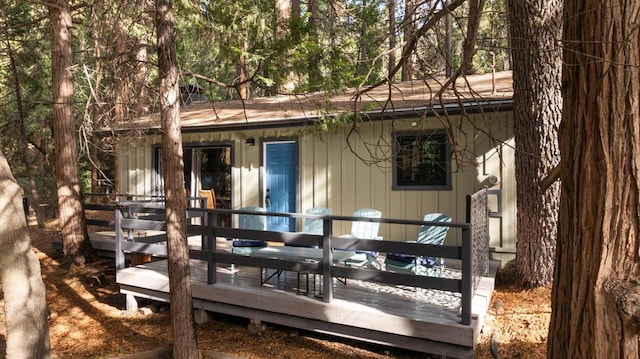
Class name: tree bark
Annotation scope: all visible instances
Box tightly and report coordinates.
[507,0,562,287]
[548,1,640,357]
[156,0,199,357]
[49,0,95,266]
[0,151,51,359]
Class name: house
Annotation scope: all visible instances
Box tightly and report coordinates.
[111,71,515,265]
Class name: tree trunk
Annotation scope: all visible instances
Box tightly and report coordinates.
[5,39,44,227]
[387,0,396,82]
[111,18,130,200]
[507,0,562,287]
[88,3,105,203]
[548,1,640,357]
[115,19,130,125]
[135,36,150,117]
[292,0,300,21]
[307,0,322,86]
[357,0,369,77]
[135,0,151,117]
[401,0,415,81]
[275,0,294,92]
[156,1,199,357]
[0,151,51,359]
[238,35,250,100]
[49,0,95,266]
[443,0,452,77]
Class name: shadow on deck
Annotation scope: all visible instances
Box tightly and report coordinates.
[85,188,496,359]
[98,234,496,359]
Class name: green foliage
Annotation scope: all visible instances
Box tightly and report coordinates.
[474,0,509,72]
[0,1,57,205]
[0,0,511,200]
[293,100,377,139]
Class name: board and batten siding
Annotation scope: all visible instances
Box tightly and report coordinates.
[117,111,516,262]
[118,136,155,196]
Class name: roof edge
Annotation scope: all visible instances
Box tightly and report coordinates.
[98,98,513,136]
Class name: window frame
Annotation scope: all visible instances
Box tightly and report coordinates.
[392,129,452,191]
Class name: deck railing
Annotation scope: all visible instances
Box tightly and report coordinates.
[93,194,490,326]
[467,188,491,293]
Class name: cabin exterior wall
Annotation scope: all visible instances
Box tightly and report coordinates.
[117,110,516,264]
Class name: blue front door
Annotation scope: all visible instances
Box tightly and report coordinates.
[265,142,297,232]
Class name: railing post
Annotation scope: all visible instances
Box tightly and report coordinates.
[207,210,217,284]
[126,204,134,241]
[114,209,125,270]
[322,218,333,303]
[460,224,473,325]
[200,208,208,251]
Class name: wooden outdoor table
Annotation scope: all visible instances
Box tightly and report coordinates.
[252,246,354,295]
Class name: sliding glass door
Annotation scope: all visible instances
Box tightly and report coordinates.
[153,144,232,225]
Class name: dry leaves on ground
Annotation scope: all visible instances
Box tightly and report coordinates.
[0,221,550,358]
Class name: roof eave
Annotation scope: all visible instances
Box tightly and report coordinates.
[98,98,513,136]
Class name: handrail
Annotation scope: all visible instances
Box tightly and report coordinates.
[95,199,488,326]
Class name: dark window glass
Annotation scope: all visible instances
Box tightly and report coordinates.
[393,130,451,190]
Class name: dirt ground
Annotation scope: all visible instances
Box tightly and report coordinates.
[2,221,550,359]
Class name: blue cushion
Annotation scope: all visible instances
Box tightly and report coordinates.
[386,253,413,263]
[386,253,435,267]
[232,239,267,247]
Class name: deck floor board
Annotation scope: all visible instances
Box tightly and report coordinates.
[100,235,494,358]
[117,255,496,358]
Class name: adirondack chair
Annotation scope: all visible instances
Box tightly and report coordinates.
[286,207,332,248]
[302,207,332,235]
[199,189,216,209]
[231,206,268,255]
[384,213,451,276]
[337,208,383,269]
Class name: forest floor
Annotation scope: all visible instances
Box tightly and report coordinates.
[0,219,550,359]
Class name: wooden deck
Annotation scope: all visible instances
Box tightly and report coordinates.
[85,199,497,358]
[114,239,497,359]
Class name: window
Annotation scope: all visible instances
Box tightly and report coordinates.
[392,130,451,190]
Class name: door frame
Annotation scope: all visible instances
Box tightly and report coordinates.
[260,138,299,231]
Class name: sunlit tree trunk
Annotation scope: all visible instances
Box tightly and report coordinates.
[156,0,198,357]
[0,151,51,359]
[387,0,396,82]
[49,0,95,266]
[275,0,294,91]
[507,0,562,287]
[238,35,250,100]
[548,1,640,357]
